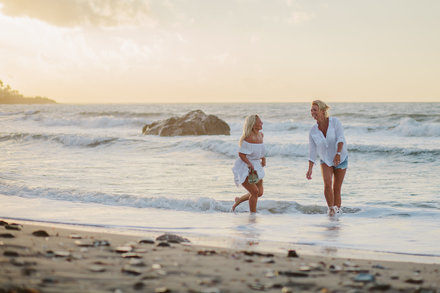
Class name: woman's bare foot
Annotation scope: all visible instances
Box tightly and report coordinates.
[231,197,240,212]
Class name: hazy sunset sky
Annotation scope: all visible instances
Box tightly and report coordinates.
[1,0,439,103]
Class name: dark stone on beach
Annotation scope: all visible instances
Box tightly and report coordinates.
[287,250,299,257]
[278,270,309,278]
[122,265,143,276]
[22,267,38,276]
[156,233,190,243]
[0,233,15,238]
[198,250,217,256]
[142,110,230,136]
[329,264,342,273]
[45,250,55,257]
[367,283,391,291]
[133,282,145,290]
[32,230,50,237]
[0,220,8,226]
[5,224,22,231]
[139,238,155,244]
[42,277,58,284]
[4,250,19,257]
[157,242,171,247]
[242,251,274,257]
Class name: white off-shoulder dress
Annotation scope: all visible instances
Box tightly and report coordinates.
[232,141,266,186]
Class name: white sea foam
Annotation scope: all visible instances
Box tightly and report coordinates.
[393,118,440,137]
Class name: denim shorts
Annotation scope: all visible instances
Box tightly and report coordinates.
[321,157,348,170]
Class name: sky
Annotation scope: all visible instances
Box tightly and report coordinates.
[0,0,439,104]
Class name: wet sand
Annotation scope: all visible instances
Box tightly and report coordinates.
[0,219,439,293]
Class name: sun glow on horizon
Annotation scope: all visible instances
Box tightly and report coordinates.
[1,0,439,104]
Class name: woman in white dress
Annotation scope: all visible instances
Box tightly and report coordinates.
[306,100,348,216]
[231,115,266,213]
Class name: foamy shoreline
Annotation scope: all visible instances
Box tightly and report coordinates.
[1,218,439,292]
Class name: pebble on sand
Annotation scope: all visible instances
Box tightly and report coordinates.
[287,250,299,258]
[5,224,22,231]
[32,230,50,237]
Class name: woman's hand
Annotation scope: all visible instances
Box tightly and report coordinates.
[306,161,314,180]
[247,163,254,170]
[333,154,341,166]
[306,169,313,180]
[261,157,266,167]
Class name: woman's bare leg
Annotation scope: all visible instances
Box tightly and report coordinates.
[232,193,250,211]
[321,164,335,213]
[241,181,261,213]
[232,179,264,212]
[333,168,346,208]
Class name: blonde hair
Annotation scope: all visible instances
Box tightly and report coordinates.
[239,114,258,146]
[312,100,330,118]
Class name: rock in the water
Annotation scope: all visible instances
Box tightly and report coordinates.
[142,110,230,136]
[156,233,190,243]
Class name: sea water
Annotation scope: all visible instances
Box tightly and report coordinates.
[1,103,439,261]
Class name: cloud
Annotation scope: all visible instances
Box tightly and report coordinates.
[0,0,150,27]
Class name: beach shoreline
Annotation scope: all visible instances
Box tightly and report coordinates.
[1,218,439,293]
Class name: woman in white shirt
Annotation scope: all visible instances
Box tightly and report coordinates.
[231,115,266,213]
[306,100,348,216]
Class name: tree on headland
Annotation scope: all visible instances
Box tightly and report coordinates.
[0,80,56,104]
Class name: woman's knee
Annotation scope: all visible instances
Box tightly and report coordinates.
[333,185,342,194]
[248,188,260,198]
[324,182,333,191]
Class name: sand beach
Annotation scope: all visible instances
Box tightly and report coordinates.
[1,219,439,293]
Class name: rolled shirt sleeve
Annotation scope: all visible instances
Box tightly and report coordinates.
[308,130,318,163]
[334,117,346,145]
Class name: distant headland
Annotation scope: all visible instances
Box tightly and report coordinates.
[0,80,56,104]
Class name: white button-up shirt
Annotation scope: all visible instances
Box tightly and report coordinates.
[309,117,348,166]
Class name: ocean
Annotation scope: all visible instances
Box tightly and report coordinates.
[1,103,439,262]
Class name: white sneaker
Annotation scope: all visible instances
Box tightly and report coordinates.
[334,206,342,215]
[327,206,336,216]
